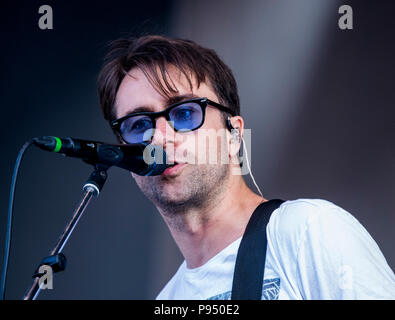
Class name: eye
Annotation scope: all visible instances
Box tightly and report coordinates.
[131,118,151,131]
[174,107,194,121]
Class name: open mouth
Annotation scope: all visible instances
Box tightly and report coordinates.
[162,162,185,176]
[167,162,178,167]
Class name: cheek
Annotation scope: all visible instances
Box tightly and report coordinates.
[180,130,229,165]
[199,113,230,164]
[214,133,230,165]
[172,132,197,163]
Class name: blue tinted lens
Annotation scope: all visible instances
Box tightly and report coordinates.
[120,115,154,143]
[169,102,203,132]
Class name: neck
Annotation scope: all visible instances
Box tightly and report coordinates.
[158,174,266,269]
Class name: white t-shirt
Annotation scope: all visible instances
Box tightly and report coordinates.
[156,198,395,300]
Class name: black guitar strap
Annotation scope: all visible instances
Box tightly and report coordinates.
[231,199,285,300]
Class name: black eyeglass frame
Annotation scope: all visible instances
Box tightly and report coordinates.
[110,97,236,144]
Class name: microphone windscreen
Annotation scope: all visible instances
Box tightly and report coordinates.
[139,144,169,176]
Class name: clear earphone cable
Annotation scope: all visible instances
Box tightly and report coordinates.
[241,137,263,198]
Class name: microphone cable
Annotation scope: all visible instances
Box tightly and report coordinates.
[1,140,34,300]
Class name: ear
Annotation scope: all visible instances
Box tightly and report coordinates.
[227,116,244,159]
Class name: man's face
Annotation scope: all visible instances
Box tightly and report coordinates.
[114,67,232,213]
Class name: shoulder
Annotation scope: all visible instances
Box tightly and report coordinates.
[267,198,365,255]
[268,198,354,235]
[272,197,368,231]
[267,197,386,267]
[267,199,395,299]
[271,198,352,223]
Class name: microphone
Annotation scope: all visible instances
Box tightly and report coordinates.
[32,136,168,176]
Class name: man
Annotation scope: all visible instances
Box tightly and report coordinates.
[97,35,395,299]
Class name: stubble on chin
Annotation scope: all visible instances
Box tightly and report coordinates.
[133,163,230,215]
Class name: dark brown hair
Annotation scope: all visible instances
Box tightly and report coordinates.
[97,35,240,123]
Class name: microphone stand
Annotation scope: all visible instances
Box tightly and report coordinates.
[22,164,108,300]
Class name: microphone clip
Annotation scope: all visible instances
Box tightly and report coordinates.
[83,164,109,196]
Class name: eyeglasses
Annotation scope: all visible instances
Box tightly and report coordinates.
[111,97,235,144]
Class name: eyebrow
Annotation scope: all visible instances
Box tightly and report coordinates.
[165,93,199,106]
[124,93,200,116]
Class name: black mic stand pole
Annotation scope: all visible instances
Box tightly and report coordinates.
[22,164,109,300]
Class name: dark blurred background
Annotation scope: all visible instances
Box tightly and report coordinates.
[0,0,394,299]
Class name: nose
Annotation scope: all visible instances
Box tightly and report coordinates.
[150,116,176,149]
